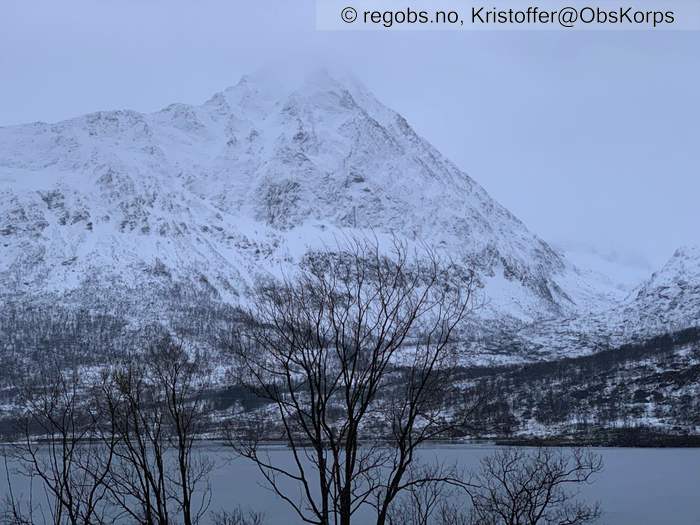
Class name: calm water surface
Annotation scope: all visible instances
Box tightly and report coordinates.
[206,445,700,525]
[2,444,699,524]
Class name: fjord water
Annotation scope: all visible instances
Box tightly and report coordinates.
[2,445,698,524]
[205,444,700,525]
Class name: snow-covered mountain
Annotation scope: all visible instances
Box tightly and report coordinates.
[515,245,700,361]
[618,246,700,336]
[0,69,697,359]
[0,71,587,315]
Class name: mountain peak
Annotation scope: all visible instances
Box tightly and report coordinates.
[237,66,362,93]
[219,67,361,102]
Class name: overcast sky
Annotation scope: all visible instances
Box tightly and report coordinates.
[1,0,698,267]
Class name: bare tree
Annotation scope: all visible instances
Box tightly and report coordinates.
[460,448,602,525]
[211,507,265,525]
[4,364,118,525]
[100,336,213,525]
[227,239,477,525]
[385,462,464,525]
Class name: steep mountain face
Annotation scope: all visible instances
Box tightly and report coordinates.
[0,70,602,327]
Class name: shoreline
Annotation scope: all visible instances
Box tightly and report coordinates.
[4,435,700,449]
